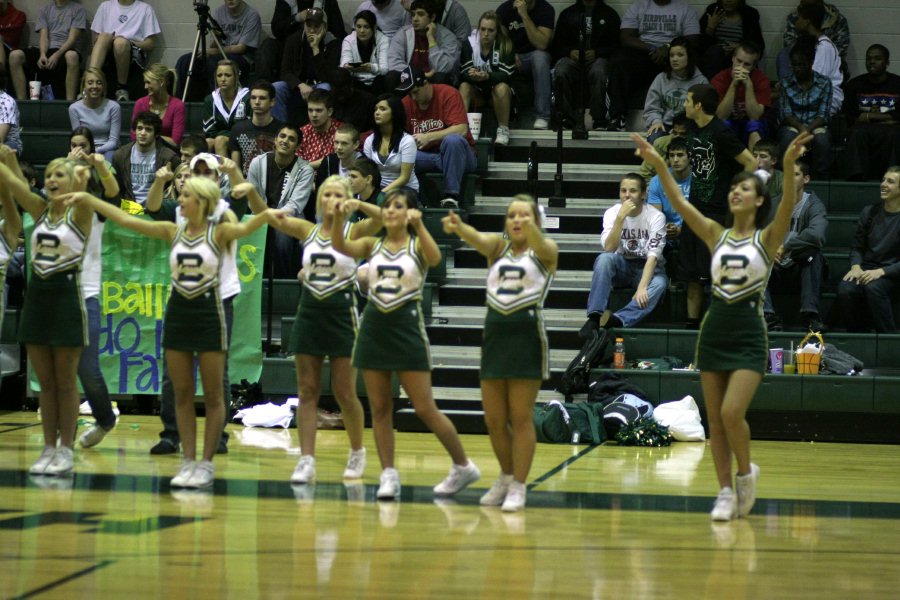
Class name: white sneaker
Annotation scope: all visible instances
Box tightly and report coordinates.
[115,88,129,102]
[186,460,215,488]
[377,468,401,500]
[343,448,366,479]
[533,118,549,130]
[433,461,481,496]
[711,486,738,521]
[79,422,114,448]
[44,446,74,476]
[501,481,527,512]
[479,473,513,506]
[735,463,760,517]
[291,455,316,484]
[29,446,56,475]
[495,126,510,146]
[171,461,196,488]
[440,197,459,209]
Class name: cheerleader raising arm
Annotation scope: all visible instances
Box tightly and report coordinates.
[408,208,442,268]
[63,191,178,242]
[331,198,377,260]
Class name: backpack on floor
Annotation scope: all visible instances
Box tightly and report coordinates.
[533,400,606,445]
[558,328,613,398]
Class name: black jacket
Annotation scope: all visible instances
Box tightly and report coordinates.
[552,0,621,61]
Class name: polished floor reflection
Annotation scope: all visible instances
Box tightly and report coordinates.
[2,412,899,598]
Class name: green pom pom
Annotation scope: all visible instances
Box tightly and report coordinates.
[614,417,672,447]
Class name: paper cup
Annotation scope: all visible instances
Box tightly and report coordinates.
[769,348,783,374]
[29,81,42,100]
[467,112,482,141]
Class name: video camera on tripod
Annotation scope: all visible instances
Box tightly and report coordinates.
[182,0,228,101]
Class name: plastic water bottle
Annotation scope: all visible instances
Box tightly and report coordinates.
[614,337,626,369]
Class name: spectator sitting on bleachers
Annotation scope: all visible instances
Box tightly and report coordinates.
[638,112,689,181]
[711,39,769,150]
[112,111,177,206]
[777,42,832,177]
[551,0,621,131]
[752,138,784,200]
[356,0,411,40]
[363,93,419,198]
[832,167,900,333]
[647,137,690,249]
[794,3,842,117]
[340,10,389,94]
[179,133,208,166]
[257,0,346,84]
[605,0,700,132]
[175,0,261,102]
[317,123,362,187]
[69,127,119,203]
[459,10,516,146]
[228,80,284,175]
[298,88,344,171]
[68,67,121,161]
[697,0,764,80]
[130,63,185,149]
[329,67,376,133]
[88,0,160,102]
[9,0,84,101]
[400,66,476,209]
[777,0,849,80]
[387,0,460,88]
[349,157,386,207]
[0,1,24,77]
[245,123,315,278]
[145,153,245,221]
[581,172,667,336]
[644,36,707,142]
[842,44,900,181]
[762,159,827,333]
[202,59,250,156]
[273,7,341,125]
[496,0,555,130]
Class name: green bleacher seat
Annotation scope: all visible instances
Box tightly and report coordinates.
[808,181,878,214]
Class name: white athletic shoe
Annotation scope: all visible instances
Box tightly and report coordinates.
[433,461,481,496]
[79,422,114,448]
[533,118,549,130]
[736,463,760,517]
[186,460,215,488]
[171,461,196,488]
[44,446,74,476]
[479,473,514,506]
[377,468,401,500]
[29,446,56,475]
[501,481,527,512]
[494,126,510,146]
[343,448,366,479]
[291,455,316,484]
[711,486,738,521]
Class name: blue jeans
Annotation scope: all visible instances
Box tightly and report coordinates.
[518,50,552,120]
[586,252,668,327]
[158,297,234,444]
[414,134,477,202]
[80,296,116,430]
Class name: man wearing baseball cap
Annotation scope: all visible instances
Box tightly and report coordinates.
[398,65,476,209]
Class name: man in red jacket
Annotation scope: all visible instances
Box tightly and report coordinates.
[398,66,476,209]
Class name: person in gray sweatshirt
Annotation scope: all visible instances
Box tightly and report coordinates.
[644,36,708,142]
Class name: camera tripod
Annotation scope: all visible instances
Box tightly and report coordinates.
[181,2,228,102]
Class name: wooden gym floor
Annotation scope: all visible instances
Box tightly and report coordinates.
[1,411,899,599]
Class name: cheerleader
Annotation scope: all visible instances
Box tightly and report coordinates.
[442,194,558,511]
[633,131,811,520]
[65,177,276,487]
[239,175,381,483]
[332,189,479,499]
[0,155,90,476]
